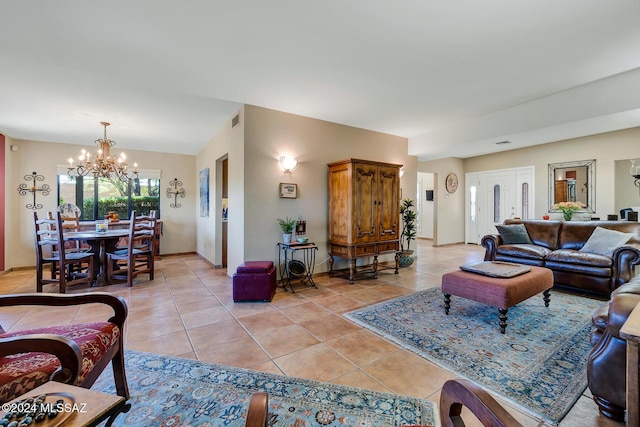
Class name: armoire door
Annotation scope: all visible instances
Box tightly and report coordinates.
[353,163,378,241]
[377,165,400,240]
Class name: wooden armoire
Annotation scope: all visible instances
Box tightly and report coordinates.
[327,159,402,283]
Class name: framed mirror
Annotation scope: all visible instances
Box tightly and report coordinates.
[548,159,596,212]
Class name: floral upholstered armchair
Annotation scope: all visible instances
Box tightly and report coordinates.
[0,292,128,403]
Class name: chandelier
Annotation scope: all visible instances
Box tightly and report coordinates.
[67,122,138,181]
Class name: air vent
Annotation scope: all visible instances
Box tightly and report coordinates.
[231,113,240,128]
[496,140,511,145]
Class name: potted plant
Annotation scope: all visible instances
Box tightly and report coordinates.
[277,216,297,243]
[398,198,417,267]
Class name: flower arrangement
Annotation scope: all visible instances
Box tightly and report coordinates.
[552,201,585,221]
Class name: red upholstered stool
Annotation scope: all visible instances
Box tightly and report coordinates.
[233,261,277,302]
[441,265,553,334]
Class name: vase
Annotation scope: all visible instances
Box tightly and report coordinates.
[398,251,415,267]
[283,233,292,244]
[563,211,573,221]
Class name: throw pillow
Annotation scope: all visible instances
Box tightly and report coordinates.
[580,226,633,256]
[495,224,532,244]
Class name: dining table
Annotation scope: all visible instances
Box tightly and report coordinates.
[64,229,129,286]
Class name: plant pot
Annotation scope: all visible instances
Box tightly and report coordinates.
[283,233,292,244]
[398,251,415,268]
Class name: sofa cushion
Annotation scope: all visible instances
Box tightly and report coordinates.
[495,244,551,260]
[546,249,612,268]
[579,226,633,257]
[495,224,532,244]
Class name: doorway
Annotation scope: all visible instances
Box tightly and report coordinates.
[215,154,229,268]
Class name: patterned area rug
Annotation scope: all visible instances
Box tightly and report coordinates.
[94,350,436,426]
[344,287,603,425]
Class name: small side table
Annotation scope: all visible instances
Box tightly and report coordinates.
[277,242,318,292]
[3,382,130,427]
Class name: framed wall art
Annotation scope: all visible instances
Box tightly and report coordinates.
[199,167,210,217]
[279,183,297,199]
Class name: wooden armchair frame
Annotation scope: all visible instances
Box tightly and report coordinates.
[0,292,129,400]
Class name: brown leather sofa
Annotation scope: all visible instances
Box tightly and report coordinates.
[587,276,640,421]
[482,219,640,295]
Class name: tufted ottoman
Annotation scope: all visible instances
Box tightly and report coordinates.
[233,261,277,302]
[441,264,553,333]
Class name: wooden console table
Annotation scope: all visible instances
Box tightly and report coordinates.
[621,304,640,426]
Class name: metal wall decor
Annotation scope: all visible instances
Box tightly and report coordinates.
[166,178,186,208]
[18,171,50,210]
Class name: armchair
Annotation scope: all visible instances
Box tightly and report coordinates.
[0,292,128,403]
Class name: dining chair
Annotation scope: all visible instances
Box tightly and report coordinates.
[106,210,157,287]
[33,211,94,293]
[48,210,89,280]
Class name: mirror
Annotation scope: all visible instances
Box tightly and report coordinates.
[548,159,595,212]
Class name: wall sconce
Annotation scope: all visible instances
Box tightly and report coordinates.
[279,155,298,174]
[166,178,186,208]
[17,171,50,210]
[631,159,640,193]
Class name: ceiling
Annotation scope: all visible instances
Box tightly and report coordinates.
[1,1,639,159]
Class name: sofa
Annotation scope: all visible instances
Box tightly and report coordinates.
[587,276,640,421]
[481,219,640,295]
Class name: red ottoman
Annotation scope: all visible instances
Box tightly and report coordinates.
[441,264,553,334]
[233,261,277,302]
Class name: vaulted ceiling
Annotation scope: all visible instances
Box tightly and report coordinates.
[1,1,639,159]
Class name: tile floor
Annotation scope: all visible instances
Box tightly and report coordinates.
[0,240,623,426]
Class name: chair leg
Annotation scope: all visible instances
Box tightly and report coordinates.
[111,345,130,400]
[36,265,44,293]
[59,265,67,294]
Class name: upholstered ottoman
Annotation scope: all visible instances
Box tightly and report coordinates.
[233,261,277,302]
[441,264,553,333]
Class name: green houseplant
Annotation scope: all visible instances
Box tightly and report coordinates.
[277,216,297,243]
[398,198,417,267]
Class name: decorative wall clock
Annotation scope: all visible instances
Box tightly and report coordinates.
[445,173,459,194]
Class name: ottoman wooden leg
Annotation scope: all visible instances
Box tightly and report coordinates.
[543,289,551,307]
[498,308,508,334]
[444,293,451,315]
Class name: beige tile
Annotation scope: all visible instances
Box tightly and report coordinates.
[196,336,270,368]
[187,319,250,351]
[127,330,193,356]
[236,311,294,334]
[325,329,399,366]
[312,294,365,314]
[362,350,456,398]
[274,343,357,382]
[253,324,320,358]
[180,305,234,329]
[298,313,361,341]
[278,301,331,323]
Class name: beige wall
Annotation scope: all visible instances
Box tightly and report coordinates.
[463,127,640,218]
[242,105,416,274]
[5,138,197,270]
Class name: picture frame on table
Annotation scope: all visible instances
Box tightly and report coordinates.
[279,183,297,199]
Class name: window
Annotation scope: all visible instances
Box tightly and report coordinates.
[521,183,529,219]
[469,185,477,223]
[58,175,160,220]
[493,184,501,223]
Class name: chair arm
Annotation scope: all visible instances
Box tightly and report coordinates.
[440,379,522,427]
[0,334,83,385]
[0,292,127,328]
[244,392,268,427]
[481,234,502,261]
[611,244,640,289]
[604,292,640,339]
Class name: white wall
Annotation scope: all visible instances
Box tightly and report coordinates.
[5,138,197,269]
[417,172,434,239]
[417,157,465,246]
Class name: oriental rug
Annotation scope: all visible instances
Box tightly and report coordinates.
[344,287,604,425]
[94,350,436,426]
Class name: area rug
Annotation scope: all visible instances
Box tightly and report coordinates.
[344,287,604,425]
[94,350,437,426]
